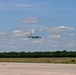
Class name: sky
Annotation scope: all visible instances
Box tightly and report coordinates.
[0,0,76,52]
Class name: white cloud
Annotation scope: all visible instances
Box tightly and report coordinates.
[49,26,74,32]
[0,32,7,36]
[33,40,43,44]
[12,30,23,37]
[19,38,29,41]
[68,43,75,47]
[0,32,8,40]
[10,3,31,7]
[0,26,75,51]
[12,28,36,37]
[39,27,49,31]
[69,34,74,36]
[12,31,30,37]
[51,42,59,47]
[0,3,31,10]
[31,29,35,34]
[13,33,23,37]
[50,34,61,39]
[3,3,30,7]
[13,30,22,33]
[21,17,38,23]
[39,26,74,32]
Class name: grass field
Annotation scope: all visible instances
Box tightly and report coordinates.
[0,58,76,64]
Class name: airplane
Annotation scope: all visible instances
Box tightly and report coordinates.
[28,34,41,39]
[28,32,41,39]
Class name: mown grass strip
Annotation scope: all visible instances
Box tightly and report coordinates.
[0,58,76,64]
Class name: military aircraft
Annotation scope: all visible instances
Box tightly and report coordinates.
[28,32,41,39]
[28,35,41,39]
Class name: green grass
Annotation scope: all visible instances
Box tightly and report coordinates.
[0,58,76,64]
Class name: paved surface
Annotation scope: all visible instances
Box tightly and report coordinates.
[0,63,76,75]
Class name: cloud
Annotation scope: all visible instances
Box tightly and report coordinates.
[38,26,75,48]
[39,26,74,33]
[21,38,29,41]
[11,3,30,7]
[0,26,75,51]
[33,40,43,44]
[50,42,60,47]
[0,32,8,40]
[68,43,75,47]
[49,26,74,32]
[69,34,74,36]
[0,3,31,10]
[1,3,31,8]
[31,29,35,34]
[39,27,49,31]
[12,30,30,37]
[12,30,23,37]
[50,34,61,39]
[12,30,22,33]
[12,28,36,37]
[21,17,38,23]
[0,32,7,36]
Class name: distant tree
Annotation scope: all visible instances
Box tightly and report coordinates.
[0,50,76,58]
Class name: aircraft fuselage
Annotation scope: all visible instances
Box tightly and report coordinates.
[28,36,41,39]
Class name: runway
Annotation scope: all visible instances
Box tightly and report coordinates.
[0,63,76,75]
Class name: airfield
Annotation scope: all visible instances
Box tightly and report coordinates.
[0,63,76,75]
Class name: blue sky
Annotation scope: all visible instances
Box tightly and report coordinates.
[0,0,76,52]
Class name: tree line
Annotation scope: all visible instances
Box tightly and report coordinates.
[0,50,76,58]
